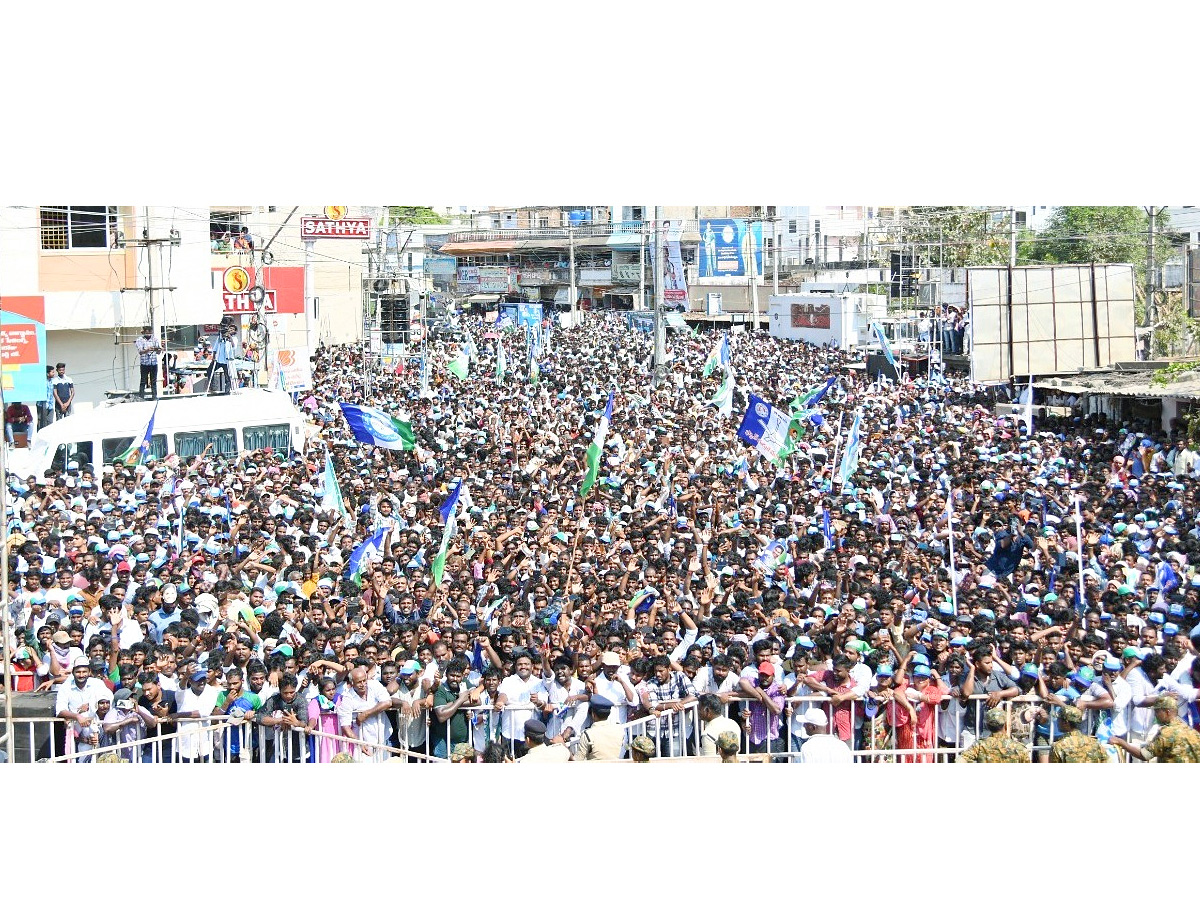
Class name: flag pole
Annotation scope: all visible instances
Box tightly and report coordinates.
[946,489,958,616]
[828,410,847,488]
[1073,493,1087,613]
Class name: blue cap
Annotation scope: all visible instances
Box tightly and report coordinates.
[1060,686,1081,702]
[1070,671,1092,687]
[1025,596,1042,608]
[796,637,816,649]
[1168,603,1185,616]
[912,665,932,677]
[876,665,895,677]
[911,609,928,623]
[938,602,954,616]
[912,653,930,667]
[950,636,971,647]
[1020,663,1040,678]
[1149,612,1165,624]
[978,609,996,620]
[1164,624,1179,636]
[189,670,208,683]
[1103,658,1123,672]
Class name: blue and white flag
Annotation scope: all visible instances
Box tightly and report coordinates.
[340,403,417,451]
[439,479,463,525]
[348,527,388,585]
[432,479,463,586]
[872,323,897,368]
[737,394,791,465]
[838,411,863,486]
[821,508,834,549]
[1154,560,1181,594]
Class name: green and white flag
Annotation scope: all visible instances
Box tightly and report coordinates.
[495,344,507,384]
[579,391,614,499]
[339,403,417,451]
[447,350,470,381]
[529,355,539,384]
[708,368,735,418]
[431,479,463,587]
[321,449,348,523]
[702,334,730,378]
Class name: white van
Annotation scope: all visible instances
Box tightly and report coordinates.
[10,389,308,479]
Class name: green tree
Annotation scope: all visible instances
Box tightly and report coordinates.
[879,207,1017,268]
[386,206,448,225]
[1022,206,1172,280]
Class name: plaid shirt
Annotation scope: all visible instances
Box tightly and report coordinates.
[639,672,698,747]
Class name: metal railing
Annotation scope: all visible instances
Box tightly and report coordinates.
[2,694,1132,763]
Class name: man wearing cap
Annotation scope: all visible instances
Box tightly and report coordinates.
[1048,706,1109,763]
[959,707,1030,763]
[1110,695,1200,762]
[146,586,181,643]
[56,657,110,761]
[102,688,156,762]
[591,650,637,724]
[629,734,656,763]
[519,717,569,763]
[571,694,623,761]
[797,707,852,763]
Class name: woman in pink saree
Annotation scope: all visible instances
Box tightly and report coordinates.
[307,678,345,763]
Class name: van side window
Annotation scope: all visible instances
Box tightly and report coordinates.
[102,435,168,464]
[54,441,93,473]
[242,424,291,456]
[174,428,237,458]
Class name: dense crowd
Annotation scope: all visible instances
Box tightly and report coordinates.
[4,310,1200,764]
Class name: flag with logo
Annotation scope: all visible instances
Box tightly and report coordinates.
[116,402,159,465]
[432,479,463,587]
[495,344,507,384]
[347,527,388,586]
[339,402,416,451]
[495,310,517,332]
[580,391,614,498]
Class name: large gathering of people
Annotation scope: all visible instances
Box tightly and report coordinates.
[4,309,1200,764]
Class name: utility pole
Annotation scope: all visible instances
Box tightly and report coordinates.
[772,217,779,297]
[1009,206,1017,268]
[118,210,181,395]
[568,219,577,321]
[638,219,646,312]
[1144,206,1159,331]
[652,207,667,386]
[750,222,761,332]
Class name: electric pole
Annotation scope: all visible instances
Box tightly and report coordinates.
[652,207,667,386]
[117,210,180,394]
[1144,206,1159,332]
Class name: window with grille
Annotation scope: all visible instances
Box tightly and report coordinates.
[39,206,118,250]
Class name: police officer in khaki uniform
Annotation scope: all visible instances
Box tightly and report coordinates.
[572,695,623,761]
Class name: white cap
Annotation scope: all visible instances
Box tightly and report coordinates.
[802,707,828,728]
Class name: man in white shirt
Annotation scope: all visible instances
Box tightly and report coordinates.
[536,656,589,747]
[798,707,853,763]
[390,660,428,757]
[56,658,111,761]
[697,692,742,756]
[592,651,637,725]
[337,665,393,762]
[175,670,220,762]
[496,652,541,752]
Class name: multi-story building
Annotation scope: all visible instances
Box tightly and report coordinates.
[0,205,216,409]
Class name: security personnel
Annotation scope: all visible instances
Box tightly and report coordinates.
[519,718,569,763]
[572,695,623,761]
[1111,695,1200,763]
[959,707,1031,763]
[1049,705,1109,763]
